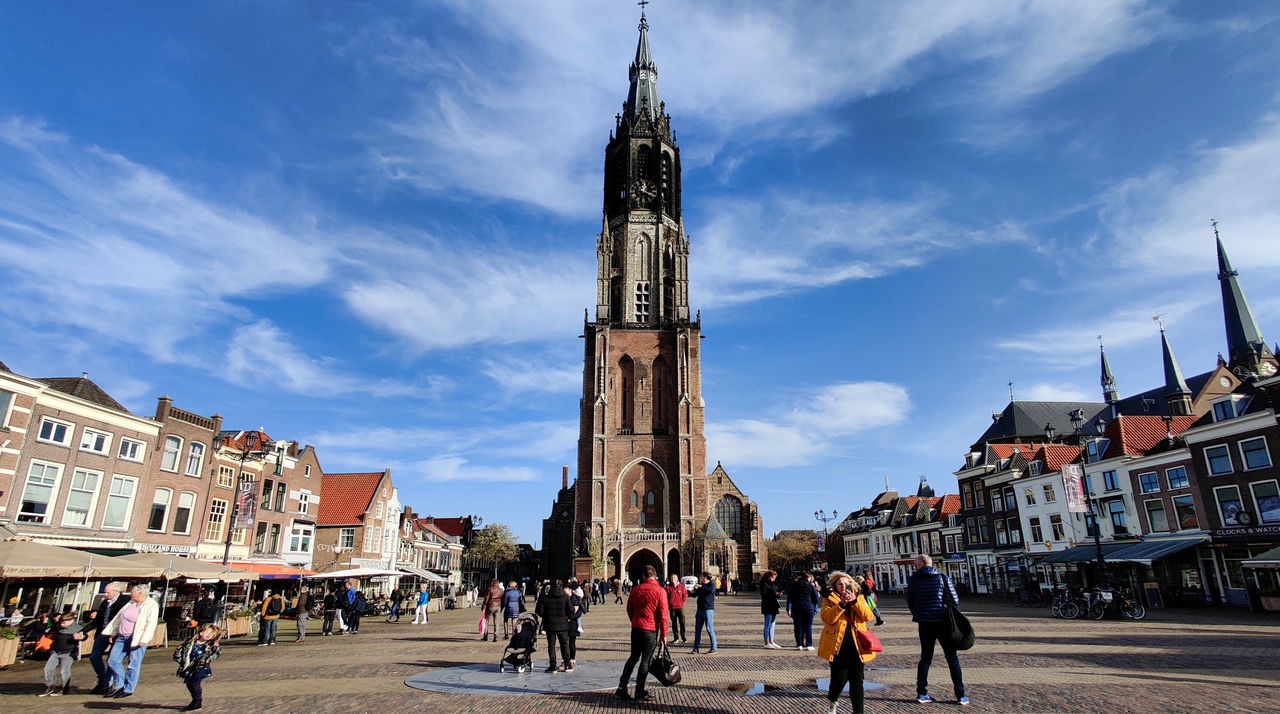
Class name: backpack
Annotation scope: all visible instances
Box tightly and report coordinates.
[353,592,367,614]
[265,596,283,616]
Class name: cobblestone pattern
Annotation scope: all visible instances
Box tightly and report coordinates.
[0,595,1277,712]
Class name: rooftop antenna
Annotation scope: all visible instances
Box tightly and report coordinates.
[1008,380,1015,402]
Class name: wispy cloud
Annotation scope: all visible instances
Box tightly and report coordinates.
[708,381,911,469]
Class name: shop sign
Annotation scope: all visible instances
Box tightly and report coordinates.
[946,553,965,560]
[135,543,195,554]
[1213,525,1280,538]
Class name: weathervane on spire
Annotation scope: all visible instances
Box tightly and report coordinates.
[1008,380,1015,401]
[1153,312,1166,330]
[1210,217,1220,240]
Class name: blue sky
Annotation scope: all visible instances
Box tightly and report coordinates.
[2,1,1279,544]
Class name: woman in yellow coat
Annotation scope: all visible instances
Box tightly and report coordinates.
[817,572,876,714]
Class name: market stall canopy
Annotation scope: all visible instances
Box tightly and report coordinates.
[116,553,259,581]
[399,567,447,582]
[0,539,165,579]
[1106,536,1207,566]
[312,566,402,580]
[225,561,315,580]
[1242,545,1280,570]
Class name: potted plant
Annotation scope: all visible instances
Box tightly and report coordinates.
[225,609,252,637]
[0,627,18,668]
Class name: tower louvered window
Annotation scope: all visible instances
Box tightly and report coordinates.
[661,153,672,214]
[635,282,650,323]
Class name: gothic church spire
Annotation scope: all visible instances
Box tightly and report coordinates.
[625,11,661,125]
[1215,223,1271,375]
[1099,339,1119,404]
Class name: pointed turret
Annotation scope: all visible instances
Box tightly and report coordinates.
[916,475,935,499]
[625,12,661,125]
[1161,327,1192,416]
[1100,340,1119,404]
[1216,224,1275,377]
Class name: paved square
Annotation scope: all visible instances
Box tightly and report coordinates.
[1,595,1277,712]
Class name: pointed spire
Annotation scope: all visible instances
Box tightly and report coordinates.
[1161,326,1193,416]
[625,8,661,125]
[1215,221,1267,370]
[1099,336,1119,404]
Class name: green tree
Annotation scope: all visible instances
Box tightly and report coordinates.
[467,523,519,579]
[766,531,817,575]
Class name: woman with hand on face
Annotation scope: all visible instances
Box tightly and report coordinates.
[817,572,877,714]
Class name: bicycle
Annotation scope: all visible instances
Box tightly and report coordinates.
[1050,590,1080,619]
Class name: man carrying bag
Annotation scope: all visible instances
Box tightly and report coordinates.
[906,554,969,706]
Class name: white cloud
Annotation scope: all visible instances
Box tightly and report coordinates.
[413,455,541,483]
[1021,383,1093,402]
[708,381,911,469]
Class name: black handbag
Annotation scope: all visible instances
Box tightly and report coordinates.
[651,640,682,686]
[943,576,975,651]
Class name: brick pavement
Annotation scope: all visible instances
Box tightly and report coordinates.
[0,594,1277,713]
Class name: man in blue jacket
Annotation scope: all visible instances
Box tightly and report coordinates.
[905,554,968,706]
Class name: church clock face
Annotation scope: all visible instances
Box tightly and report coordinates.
[1260,362,1277,377]
[631,179,657,207]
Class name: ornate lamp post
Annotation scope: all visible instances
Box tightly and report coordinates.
[1070,411,1111,591]
[221,431,261,567]
[815,508,839,571]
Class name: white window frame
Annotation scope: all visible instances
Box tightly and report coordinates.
[17,460,63,523]
[1205,444,1234,476]
[173,491,197,535]
[1250,479,1280,524]
[79,427,111,455]
[117,437,146,462]
[289,524,313,553]
[62,468,102,527]
[0,389,13,429]
[1171,494,1198,531]
[1138,471,1161,494]
[1043,484,1056,503]
[1166,466,1189,490]
[185,441,205,477]
[1212,398,1235,422]
[1213,484,1245,527]
[37,416,74,447]
[101,475,138,530]
[205,498,228,542]
[216,465,235,488]
[1024,487,1036,506]
[1144,499,1170,532]
[297,490,311,516]
[147,487,173,532]
[304,464,311,478]
[340,528,355,549]
[1239,437,1272,471]
[160,435,182,472]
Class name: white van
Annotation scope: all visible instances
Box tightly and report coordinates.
[680,575,699,591]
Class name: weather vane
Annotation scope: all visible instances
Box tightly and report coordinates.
[1008,380,1015,401]
[1153,312,1166,330]
[1210,217,1220,239]
[638,0,649,10]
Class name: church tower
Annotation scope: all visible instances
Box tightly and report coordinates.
[575,11,708,581]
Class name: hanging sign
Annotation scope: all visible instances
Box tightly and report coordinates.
[1062,464,1088,514]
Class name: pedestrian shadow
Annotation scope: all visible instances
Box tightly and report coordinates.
[82,703,186,711]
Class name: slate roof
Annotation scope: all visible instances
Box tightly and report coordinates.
[1110,371,1214,418]
[973,400,1109,448]
[316,472,384,526]
[36,375,130,414]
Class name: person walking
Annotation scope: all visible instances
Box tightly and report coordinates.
[411,584,430,625]
[387,587,404,622]
[613,577,624,604]
[173,623,222,711]
[906,554,968,706]
[818,572,877,714]
[102,584,160,699]
[759,570,782,649]
[536,579,575,672]
[482,580,503,642]
[321,589,338,636]
[85,582,128,694]
[344,582,366,635]
[501,581,524,640]
[788,572,820,651]
[856,574,885,626]
[567,581,584,667]
[615,565,668,702]
[691,571,717,654]
[258,589,284,646]
[38,612,84,696]
[293,588,310,642]
[664,573,688,644]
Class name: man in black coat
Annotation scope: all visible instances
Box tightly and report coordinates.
[906,554,967,706]
[192,588,220,629]
[83,582,129,694]
[535,579,575,672]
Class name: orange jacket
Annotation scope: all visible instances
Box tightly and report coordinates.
[816,592,876,663]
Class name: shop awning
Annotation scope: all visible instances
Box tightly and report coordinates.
[226,561,315,579]
[116,553,259,581]
[1242,545,1280,570]
[399,567,447,582]
[1108,537,1207,566]
[1036,542,1131,564]
[310,566,401,580]
[0,539,165,579]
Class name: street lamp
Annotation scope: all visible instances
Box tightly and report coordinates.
[1070,412,1111,591]
[815,508,839,570]
[221,431,261,567]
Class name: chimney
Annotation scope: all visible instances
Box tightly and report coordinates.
[562,466,569,490]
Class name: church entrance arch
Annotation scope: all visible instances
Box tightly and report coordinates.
[666,548,681,579]
[608,548,622,580]
[624,548,663,583]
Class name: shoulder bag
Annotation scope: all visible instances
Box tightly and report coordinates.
[651,640,682,686]
[942,576,975,651]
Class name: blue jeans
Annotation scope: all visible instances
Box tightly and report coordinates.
[259,618,278,644]
[89,634,113,686]
[107,639,147,693]
[693,609,716,650]
[763,613,777,642]
[793,608,815,647]
[387,602,400,620]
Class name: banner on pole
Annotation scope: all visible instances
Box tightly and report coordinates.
[235,481,258,528]
[1062,464,1088,514]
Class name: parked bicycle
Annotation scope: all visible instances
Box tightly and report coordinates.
[1013,586,1045,607]
[1050,589,1081,619]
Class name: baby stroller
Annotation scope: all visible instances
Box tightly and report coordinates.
[499,612,539,673]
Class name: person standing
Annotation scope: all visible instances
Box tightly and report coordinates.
[322,589,338,636]
[613,577,624,604]
[691,571,717,654]
[615,565,668,701]
[192,588,219,631]
[788,572,820,651]
[38,612,84,696]
[258,589,284,646]
[906,554,968,706]
[293,588,310,642]
[664,573,688,644]
[857,574,885,626]
[344,582,366,635]
[411,584,431,625]
[501,581,524,640]
[173,623,222,711]
[85,582,128,694]
[387,587,404,622]
[759,570,782,649]
[818,572,876,714]
[102,585,160,699]
[482,580,504,642]
[566,581,584,668]
[535,579,574,672]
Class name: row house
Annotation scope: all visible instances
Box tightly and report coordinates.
[397,507,464,586]
[138,396,222,556]
[314,470,398,575]
[837,484,964,592]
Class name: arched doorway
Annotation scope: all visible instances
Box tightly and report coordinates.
[625,548,663,583]
[608,548,622,580]
[666,548,681,579]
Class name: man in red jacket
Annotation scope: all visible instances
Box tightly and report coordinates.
[664,573,688,644]
[616,565,669,701]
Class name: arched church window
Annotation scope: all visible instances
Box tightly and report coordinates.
[635,282,650,323]
[661,153,673,214]
[646,490,655,506]
[619,355,634,432]
[639,511,646,526]
[635,145,651,180]
[715,495,743,541]
[631,491,638,508]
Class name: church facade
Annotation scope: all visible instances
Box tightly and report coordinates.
[541,12,764,584]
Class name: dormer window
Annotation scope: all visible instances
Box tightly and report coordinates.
[1213,399,1235,421]
[1029,461,1042,476]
